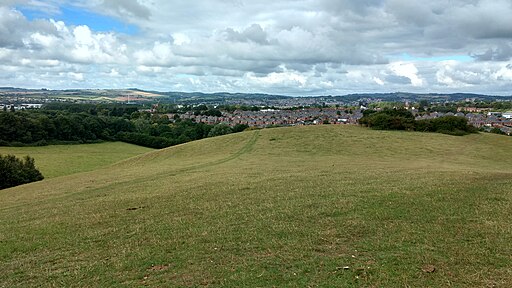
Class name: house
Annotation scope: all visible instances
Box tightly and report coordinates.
[457,107,490,113]
[487,111,502,117]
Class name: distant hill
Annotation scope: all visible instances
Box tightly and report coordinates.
[0,87,165,102]
[1,87,511,105]
[1,125,512,286]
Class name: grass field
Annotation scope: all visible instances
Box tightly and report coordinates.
[0,142,154,178]
[1,125,511,287]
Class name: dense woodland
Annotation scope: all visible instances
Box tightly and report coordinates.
[0,104,248,149]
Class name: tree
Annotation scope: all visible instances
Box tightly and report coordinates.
[359,109,415,131]
[0,154,44,189]
[208,123,232,137]
[232,124,249,133]
[418,99,429,112]
[490,127,506,135]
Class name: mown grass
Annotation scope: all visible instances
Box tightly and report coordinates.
[0,142,154,178]
[1,125,511,287]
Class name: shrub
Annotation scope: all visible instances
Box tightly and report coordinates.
[232,124,249,133]
[208,124,232,137]
[416,116,476,135]
[490,127,506,135]
[0,154,44,189]
[116,132,174,149]
[360,110,476,136]
[359,109,415,131]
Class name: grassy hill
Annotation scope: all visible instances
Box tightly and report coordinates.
[1,125,511,287]
[0,142,154,179]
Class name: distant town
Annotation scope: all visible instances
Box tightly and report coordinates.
[1,87,512,135]
[167,106,512,135]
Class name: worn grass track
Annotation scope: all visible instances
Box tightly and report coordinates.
[1,126,512,287]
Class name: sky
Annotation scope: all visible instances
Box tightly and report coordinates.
[1,0,512,96]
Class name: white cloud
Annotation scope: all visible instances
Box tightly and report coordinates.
[247,69,307,87]
[373,77,384,85]
[0,1,512,95]
[389,62,424,87]
[28,32,58,47]
[494,64,512,81]
[107,68,119,77]
[65,72,84,81]
[136,65,162,73]
[172,33,191,46]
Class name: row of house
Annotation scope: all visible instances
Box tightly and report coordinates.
[170,108,364,127]
[0,104,43,110]
[416,112,512,135]
[167,107,512,135]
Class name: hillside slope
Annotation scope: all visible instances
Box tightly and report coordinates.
[1,126,512,287]
[0,142,154,179]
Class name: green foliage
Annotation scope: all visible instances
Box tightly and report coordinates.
[431,105,457,113]
[418,99,429,109]
[490,127,506,135]
[204,109,222,117]
[232,124,249,133]
[416,116,477,135]
[0,154,44,189]
[115,132,174,149]
[42,103,139,117]
[464,100,512,110]
[0,110,134,144]
[158,120,212,142]
[360,109,476,136]
[359,109,415,131]
[0,103,248,150]
[207,123,232,137]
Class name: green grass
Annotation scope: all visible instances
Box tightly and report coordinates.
[1,125,512,287]
[0,142,154,178]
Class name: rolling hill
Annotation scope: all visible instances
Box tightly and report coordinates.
[1,125,511,287]
[0,142,154,179]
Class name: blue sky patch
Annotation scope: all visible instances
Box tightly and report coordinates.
[18,5,138,35]
[396,53,473,62]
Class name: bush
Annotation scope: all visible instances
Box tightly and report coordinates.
[0,154,44,189]
[490,127,506,135]
[360,110,476,136]
[416,116,476,135]
[116,132,174,149]
[208,124,232,137]
[359,109,415,131]
[232,124,249,133]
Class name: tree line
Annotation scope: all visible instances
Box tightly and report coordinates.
[359,109,477,136]
[0,104,249,149]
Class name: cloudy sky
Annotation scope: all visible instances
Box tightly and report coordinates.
[1,0,512,95]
